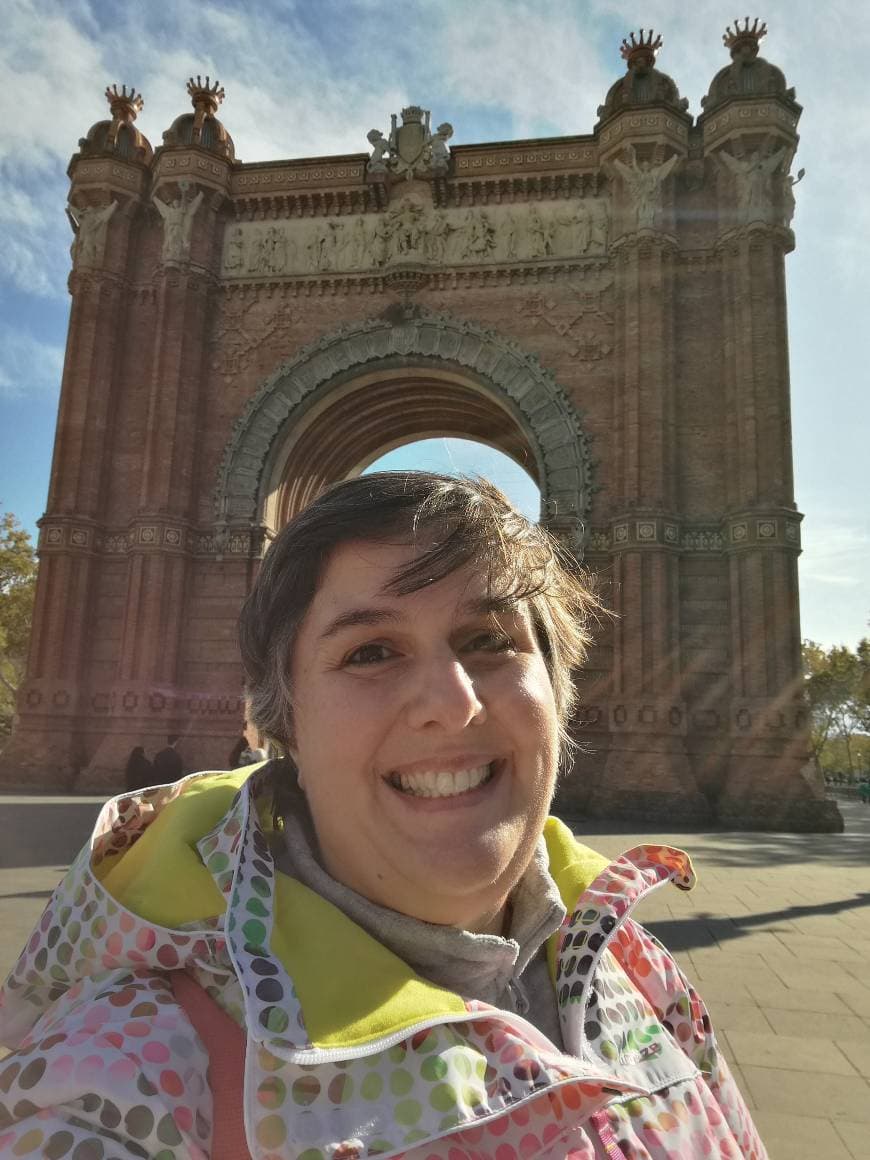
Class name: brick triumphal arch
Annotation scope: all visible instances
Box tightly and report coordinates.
[2,24,840,829]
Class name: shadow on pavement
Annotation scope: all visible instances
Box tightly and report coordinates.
[643,891,870,952]
[0,802,103,869]
[568,799,870,869]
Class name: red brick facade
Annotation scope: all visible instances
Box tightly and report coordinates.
[1,33,841,829]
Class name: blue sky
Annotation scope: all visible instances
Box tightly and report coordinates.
[0,0,867,648]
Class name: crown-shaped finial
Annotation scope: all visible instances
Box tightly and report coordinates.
[723,17,767,58]
[187,75,226,113]
[401,105,425,124]
[620,29,663,66]
[104,83,144,120]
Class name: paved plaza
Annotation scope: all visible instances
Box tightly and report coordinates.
[1,792,868,1159]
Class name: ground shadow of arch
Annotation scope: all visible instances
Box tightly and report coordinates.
[214,310,594,543]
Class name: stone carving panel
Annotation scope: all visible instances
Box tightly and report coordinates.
[210,297,295,377]
[220,197,610,279]
[517,277,614,362]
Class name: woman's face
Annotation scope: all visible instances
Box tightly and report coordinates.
[288,538,561,933]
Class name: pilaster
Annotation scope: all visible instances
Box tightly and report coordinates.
[593,226,709,822]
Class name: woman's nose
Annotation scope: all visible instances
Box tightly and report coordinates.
[403,656,487,731]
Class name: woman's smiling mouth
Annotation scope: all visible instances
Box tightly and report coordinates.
[386,759,500,798]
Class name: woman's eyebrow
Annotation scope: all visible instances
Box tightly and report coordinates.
[318,594,521,642]
[318,606,402,641]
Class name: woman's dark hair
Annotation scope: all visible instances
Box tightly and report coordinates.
[239,471,599,756]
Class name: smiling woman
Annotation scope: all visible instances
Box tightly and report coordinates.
[0,473,768,1159]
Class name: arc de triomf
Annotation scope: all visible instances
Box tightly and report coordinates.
[3,22,840,830]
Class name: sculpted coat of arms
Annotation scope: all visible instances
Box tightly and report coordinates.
[366,105,453,180]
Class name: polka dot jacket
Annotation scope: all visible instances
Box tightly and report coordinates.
[0,767,767,1159]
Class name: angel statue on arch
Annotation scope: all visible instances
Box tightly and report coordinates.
[718,146,788,225]
[153,180,205,262]
[608,148,679,231]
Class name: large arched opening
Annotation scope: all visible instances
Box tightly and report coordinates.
[216,313,592,547]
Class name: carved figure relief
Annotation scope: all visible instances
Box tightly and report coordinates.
[220,197,611,279]
[67,201,117,266]
[718,147,787,225]
[366,128,391,173]
[606,148,679,231]
[429,122,454,173]
[153,181,204,261]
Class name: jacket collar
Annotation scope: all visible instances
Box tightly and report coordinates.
[8,767,694,1062]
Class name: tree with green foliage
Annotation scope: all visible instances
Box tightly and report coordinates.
[0,512,37,740]
[802,637,870,776]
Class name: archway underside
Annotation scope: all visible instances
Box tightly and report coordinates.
[269,370,540,529]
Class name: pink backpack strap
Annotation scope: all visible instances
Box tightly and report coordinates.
[170,970,251,1159]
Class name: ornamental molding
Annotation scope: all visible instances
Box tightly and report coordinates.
[215,311,594,547]
[598,112,689,151]
[212,259,613,299]
[40,519,266,559]
[455,144,597,174]
[583,514,800,553]
[702,100,800,147]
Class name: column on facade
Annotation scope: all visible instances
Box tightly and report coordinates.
[85,184,226,785]
[715,223,836,827]
[597,226,711,822]
[1,186,146,785]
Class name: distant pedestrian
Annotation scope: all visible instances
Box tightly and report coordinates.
[152,735,184,782]
[123,746,153,792]
[859,781,870,806]
[227,735,248,769]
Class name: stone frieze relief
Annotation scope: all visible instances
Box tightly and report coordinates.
[221,196,611,279]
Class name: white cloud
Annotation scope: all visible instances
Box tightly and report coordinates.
[801,521,870,585]
[0,327,64,399]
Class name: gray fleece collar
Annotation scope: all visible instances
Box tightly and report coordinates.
[272,789,565,1007]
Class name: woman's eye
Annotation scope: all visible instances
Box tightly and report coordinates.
[466,631,514,653]
[345,643,393,666]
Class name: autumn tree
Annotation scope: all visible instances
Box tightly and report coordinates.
[802,637,870,776]
[0,512,37,739]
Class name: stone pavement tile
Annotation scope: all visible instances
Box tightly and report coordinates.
[771,932,865,962]
[704,1000,774,1035]
[740,1066,870,1123]
[767,960,858,990]
[746,980,853,1015]
[766,1007,870,1043]
[838,1039,870,1078]
[836,1121,870,1160]
[751,1112,852,1160]
[842,937,870,957]
[721,931,806,958]
[837,985,870,1018]
[725,1029,857,1075]
[841,962,870,988]
[687,962,780,992]
[689,976,755,1005]
[687,949,770,976]
[726,1060,757,1110]
[784,914,867,939]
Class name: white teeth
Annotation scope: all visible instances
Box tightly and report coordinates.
[436,771,453,795]
[390,763,493,798]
